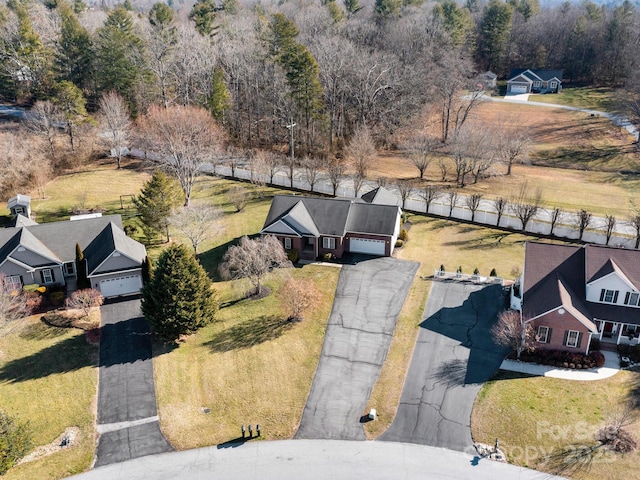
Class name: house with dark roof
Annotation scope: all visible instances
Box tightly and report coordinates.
[511,242,640,354]
[0,214,147,298]
[507,69,563,94]
[260,191,402,260]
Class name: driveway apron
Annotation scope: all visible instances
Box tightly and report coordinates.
[380,281,507,451]
[295,257,419,440]
[95,299,172,466]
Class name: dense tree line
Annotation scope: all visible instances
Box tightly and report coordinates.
[1,0,639,162]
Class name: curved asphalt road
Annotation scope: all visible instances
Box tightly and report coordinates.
[295,257,419,440]
[95,299,172,466]
[380,281,508,451]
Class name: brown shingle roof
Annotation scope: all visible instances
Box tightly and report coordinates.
[586,244,640,290]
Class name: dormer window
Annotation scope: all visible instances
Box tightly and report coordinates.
[600,288,619,304]
[624,292,640,306]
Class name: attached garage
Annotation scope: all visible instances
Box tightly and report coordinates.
[99,274,142,298]
[349,237,386,256]
[510,84,529,94]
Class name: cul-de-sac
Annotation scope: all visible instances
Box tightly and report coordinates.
[1,1,640,479]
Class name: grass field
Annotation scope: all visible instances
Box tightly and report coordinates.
[153,265,339,448]
[472,370,640,480]
[529,87,618,111]
[0,318,97,480]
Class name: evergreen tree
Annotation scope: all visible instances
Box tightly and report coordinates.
[94,6,146,113]
[133,171,184,243]
[479,0,513,73]
[343,0,363,17]
[189,0,220,36]
[374,0,401,19]
[433,0,474,46]
[75,242,90,288]
[55,0,93,90]
[149,2,174,27]
[52,80,87,152]
[141,256,153,283]
[141,244,218,341]
[208,66,231,121]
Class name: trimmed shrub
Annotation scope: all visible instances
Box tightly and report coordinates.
[286,249,299,263]
[398,228,409,241]
[489,268,497,277]
[395,239,404,248]
[473,267,480,275]
[440,264,445,272]
[591,351,606,367]
[456,266,462,273]
[590,338,601,352]
[49,291,65,307]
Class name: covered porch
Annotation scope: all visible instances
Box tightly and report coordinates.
[596,319,640,347]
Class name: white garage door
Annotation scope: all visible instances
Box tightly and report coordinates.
[510,84,528,93]
[349,238,386,256]
[99,275,142,298]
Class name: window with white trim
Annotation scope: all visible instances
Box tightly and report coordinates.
[624,291,640,306]
[550,81,557,88]
[322,237,336,249]
[533,81,541,87]
[600,289,619,304]
[64,262,75,276]
[13,206,24,215]
[537,326,550,343]
[565,330,580,348]
[283,237,292,250]
[4,275,22,292]
[41,269,54,284]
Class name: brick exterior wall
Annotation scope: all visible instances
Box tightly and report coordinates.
[531,309,593,354]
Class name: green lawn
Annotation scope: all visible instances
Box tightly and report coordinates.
[0,318,97,480]
[472,370,640,480]
[529,87,618,111]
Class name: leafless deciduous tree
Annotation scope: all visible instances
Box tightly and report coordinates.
[327,157,346,196]
[345,125,376,196]
[420,185,441,214]
[169,204,222,254]
[395,179,414,209]
[403,132,439,179]
[65,288,104,318]
[98,91,131,169]
[250,150,279,186]
[0,275,29,332]
[466,193,483,222]
[497,126,530,175]
[228,185,250,213]
[510,182,543,232]
[450,126,494,187]
[604,215,617,245]
[630,213,640,249]
[438,158,449,182]
[491,310,536,360]
[301,156,325,192]
[135,105,225,206]
[549,207,562,236]
[447,190,458,218]
[23,100,60,161]
[219,235,292,296]
[278,276,320,322]
[493,197,507,227]
[576,209,592,241]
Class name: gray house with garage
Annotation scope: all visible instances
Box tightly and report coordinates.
[507,68,563,94]
[260,189,402,260]
[0,214,146,298]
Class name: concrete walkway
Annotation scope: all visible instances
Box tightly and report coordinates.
[295,257,419,440]
[95,299,172,466]
[68,439,566,480]
[500,350,619,381]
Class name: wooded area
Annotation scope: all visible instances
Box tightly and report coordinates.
[1,0,640,196]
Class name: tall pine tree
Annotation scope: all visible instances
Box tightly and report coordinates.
[133,171,184,243]
[141,244,218,341]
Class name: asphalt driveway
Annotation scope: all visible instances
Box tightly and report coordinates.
[295,257,419,440]
[380,281,508,451]
[95,298,172,466]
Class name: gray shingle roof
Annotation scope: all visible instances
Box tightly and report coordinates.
[84,222,147,274]
[262,195,399,237]
[360,187,401,207]
[7,214,38,228]
[0,215,131,266]
[508,69,563,82]
[7,194,31,209]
